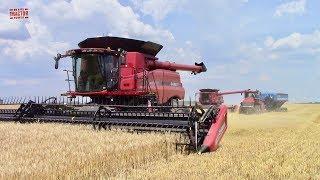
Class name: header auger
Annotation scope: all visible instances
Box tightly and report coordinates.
[0,36,227,153]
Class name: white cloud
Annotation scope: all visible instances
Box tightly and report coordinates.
[265,30,320,52]
[258,74,271,81]
[0,0,175,60]
[0,78,40,86]
[238,30,320,63]
[217,31,319,103]
[26,0,174,42]
[0,18,69,60]
[274,0,306,17]
[0,13,24,33]
[238,59,251,75]
[130,0,186,21]
[174,47,201,62]
[0,0,21,12]
[159,40,202,64]
[265,33,302,49]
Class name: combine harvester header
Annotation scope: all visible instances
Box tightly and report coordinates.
[0,36,227,154]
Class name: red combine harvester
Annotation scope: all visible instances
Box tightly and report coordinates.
[0,36,227,154]
[54,36,206,106]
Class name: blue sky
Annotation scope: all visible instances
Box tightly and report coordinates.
[0,0,319,103]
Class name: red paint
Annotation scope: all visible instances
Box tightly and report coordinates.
[219,89,258,96]
[119,66,135,90]
[147,61,203,74]
[62,46,205,104]
[116,52,188,104]
[242,97,255,104]
[145,69,184,104]
[57,37,206,104]
[69,90,147,97]
[198,89,258,106]
[125,52,147,72]
[9,8,29,19]
[239,91,268,114]
[201,105,228,151]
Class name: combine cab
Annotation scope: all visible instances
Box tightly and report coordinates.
[0,36,227,153]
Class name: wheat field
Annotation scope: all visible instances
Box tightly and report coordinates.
[0,104,320,179]
[0,124,180,179]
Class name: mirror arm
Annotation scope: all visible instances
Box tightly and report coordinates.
[54,53,69,69]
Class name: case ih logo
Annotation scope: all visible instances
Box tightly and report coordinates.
[9,8,29,19]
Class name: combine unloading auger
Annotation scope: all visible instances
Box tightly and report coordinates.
[0,36,227,153]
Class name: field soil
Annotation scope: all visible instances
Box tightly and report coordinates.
[0,104,319,179]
